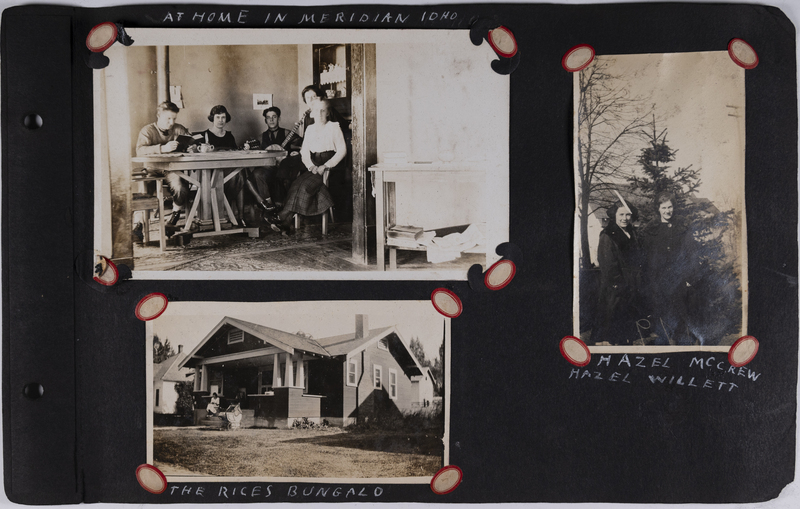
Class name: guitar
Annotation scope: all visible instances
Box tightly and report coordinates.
[263,112,307,152]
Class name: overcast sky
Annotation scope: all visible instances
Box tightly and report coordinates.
[595,51,745,212]
[152,300,446,363]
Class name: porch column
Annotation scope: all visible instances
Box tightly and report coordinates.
[193,367,200,391]
[294,353,304,388]
[284,353,294,388]
[200,364,209,392]
[273,354,282,387]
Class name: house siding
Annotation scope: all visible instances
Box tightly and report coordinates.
[309,358,343,418]
[355,340,416,421]
[153,381,181,414]
[343,355,361,423]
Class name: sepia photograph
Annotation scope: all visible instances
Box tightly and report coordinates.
[147,300,449,482]
[573,51,747,351]
[94,29,509,280]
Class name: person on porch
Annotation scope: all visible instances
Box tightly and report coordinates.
[206,392,220,416]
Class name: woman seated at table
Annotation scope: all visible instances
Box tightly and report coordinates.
[201,105,278,228]
[274,99,346,233]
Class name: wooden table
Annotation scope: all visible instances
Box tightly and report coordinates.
[369,163,487,270]
[132,150,286,238]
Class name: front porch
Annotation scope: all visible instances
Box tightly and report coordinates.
[185,322,334,428]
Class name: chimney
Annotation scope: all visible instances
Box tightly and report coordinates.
[178,345,183,354]
[355,314,369,339]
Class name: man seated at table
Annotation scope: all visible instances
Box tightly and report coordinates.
[260,106,303,152]
[134,101,191,231]
[260,106,305,207]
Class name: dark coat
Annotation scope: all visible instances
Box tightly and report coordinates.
[640,218,699,344]
[641,219,697,302]
[594,223,643,344]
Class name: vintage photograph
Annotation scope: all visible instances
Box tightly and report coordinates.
[147,300,449,481]
[573,51,747,350]
[94,29,509,279]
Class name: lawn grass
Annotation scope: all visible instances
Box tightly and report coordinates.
[154,427,443,478]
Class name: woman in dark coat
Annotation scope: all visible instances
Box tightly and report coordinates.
[593,200,644,345]
[641,192,697,345]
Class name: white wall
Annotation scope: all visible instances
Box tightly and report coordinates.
[153,381,180,414]
[376,36,509,235]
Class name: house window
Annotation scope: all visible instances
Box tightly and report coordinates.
[378,338,389,350]
[227,330,244,344]
[373,365,382,389]
[155,389,160,408]
[389,369,398,399]
[347,358,357,387]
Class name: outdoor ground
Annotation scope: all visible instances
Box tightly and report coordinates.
[153,427,444,478]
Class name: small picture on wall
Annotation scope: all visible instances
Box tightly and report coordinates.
[252,93,273,110]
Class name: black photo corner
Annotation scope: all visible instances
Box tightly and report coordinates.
[1,0,799,506]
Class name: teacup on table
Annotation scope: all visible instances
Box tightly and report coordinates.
[198,143,215,153]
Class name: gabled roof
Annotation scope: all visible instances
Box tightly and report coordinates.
[315,326,394,357]
[154,352,193,383]
[179,317,428,379]
[226,317,330,357]
[179,316,331,369]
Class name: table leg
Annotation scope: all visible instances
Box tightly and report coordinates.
[389,247,397,270]
[210,170,222,232]
[156,180,166,253]
[184,178,202,232]
[375,171,385,271]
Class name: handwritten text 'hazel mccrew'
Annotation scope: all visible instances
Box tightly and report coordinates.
[568,354,761,392]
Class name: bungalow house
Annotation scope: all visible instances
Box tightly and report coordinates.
[178,314,433,428]
[153,346,193,415]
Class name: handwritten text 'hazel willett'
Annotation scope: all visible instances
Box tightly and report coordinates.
[568,354,761,392]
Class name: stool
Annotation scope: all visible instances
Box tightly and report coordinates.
[131,175,167,252]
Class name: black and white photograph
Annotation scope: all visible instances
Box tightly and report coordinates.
[94,29,509,279]
[573,51,747,351]
[147,300,449,482]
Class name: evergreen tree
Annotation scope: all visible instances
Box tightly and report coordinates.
[629,118,742,344]
[153,335,176,363]
[431,340,445,397]
[174,381,195,417]
[408,337,428,367]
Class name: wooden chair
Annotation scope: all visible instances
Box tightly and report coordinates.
[294,168,335,235]
[131,174,167,252]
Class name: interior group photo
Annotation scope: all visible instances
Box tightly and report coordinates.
[94,29,509,277]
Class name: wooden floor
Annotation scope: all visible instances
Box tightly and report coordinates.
[133,221,485,273]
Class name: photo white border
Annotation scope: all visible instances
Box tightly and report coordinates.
[145,300,451,484]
